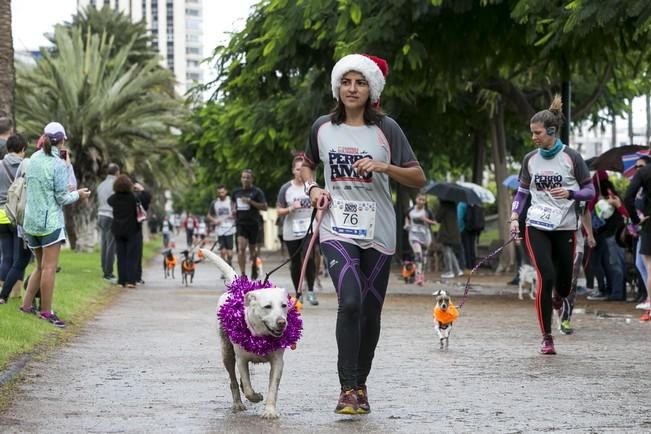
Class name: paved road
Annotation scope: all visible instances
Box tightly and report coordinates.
[1,242,650,433]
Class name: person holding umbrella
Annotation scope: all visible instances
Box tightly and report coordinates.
[509,95,595,355]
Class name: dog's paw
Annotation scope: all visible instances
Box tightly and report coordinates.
[246,392,263,403]
[261,407,280,419]
[232,402,247,412]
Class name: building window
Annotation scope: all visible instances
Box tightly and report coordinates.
[185,8,200,16]
[186,47,200,54]
[187,72,201,81]
[104,0,110,6]
[187,60,200,67]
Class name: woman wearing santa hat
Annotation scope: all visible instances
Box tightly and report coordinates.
[301,54,426,415]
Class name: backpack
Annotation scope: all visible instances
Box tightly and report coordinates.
[464,205,485,233]
[4,160,28,226]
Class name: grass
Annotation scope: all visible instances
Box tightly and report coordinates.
[478,227,500,245]
[0,237,161,371]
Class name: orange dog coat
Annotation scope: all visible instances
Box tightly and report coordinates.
[164,256,177,269]
[433,304,459,326]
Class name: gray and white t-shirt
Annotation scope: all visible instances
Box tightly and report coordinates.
[520,146,591,231]
[304,115,420,254]
[210,197,236,236]
[277,180,313,241]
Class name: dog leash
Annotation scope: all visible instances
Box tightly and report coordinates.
[263,192,330,289]
[295,192,330,294]
[457,233,518,309]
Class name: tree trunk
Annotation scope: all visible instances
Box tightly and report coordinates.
[611,109,617,149]
[646,94,650,145]
[0,0,16,123]
[490,101,515,273]
[64,199,97,252]
[628,99,634,145]
[471,130,485,185]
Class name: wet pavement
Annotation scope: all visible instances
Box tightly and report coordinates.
[1,239,651,433]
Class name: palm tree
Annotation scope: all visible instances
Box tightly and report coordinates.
[0,0,15,122]
[16,27,189,251]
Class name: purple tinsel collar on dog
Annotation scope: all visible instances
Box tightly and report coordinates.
[217,276,303,356]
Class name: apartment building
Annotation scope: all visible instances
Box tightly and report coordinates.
[77,0,203,95]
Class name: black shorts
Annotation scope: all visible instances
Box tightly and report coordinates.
[640,231,651,255]
[237,224,258,245]
[218,234,234,251]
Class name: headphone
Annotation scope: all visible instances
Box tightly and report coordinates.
[546,126,556,136]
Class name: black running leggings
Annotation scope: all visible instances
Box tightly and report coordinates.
[320,240,392,390]
[285,238,315,294]
[525,227,576,335]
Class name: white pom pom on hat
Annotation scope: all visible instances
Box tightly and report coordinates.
[331,54,389,104]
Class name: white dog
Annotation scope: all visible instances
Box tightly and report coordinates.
[202,248,289,419]
[518,264,537,300]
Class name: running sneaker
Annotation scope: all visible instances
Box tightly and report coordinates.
[635,300,651,310]
[456,270,464,277]
[587,292,608,301]
[640,311,651,322]
[539,335,556,355]
[334,389,358,415]
[19,305,37,315]
[307,291,319,306]
[559,320,573,335]
[356,385,370,414]
[441,272,455,279]
[39,311,65,328]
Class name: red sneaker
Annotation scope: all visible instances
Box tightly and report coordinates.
[640,311,651,322]
[334,389,358,415]
[539,334,556,355]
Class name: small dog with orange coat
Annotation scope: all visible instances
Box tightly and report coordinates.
[163,249,177,279]
[433,289,459,350]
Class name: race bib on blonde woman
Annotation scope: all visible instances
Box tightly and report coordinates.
[528,203,563,230]
[330,199,376,239]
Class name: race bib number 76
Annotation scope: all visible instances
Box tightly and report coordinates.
[330,199,376,240]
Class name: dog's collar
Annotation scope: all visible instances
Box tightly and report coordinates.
[218,276,302,356]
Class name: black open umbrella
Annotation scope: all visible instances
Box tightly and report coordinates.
[588,145,648,172]
[424,181,482,206]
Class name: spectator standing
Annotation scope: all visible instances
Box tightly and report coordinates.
[96,163,120,280]
[19,122,91,327]
[436,200,463,278]
[108,175,140,288]
[0,134,29,304]
[133,181,151,284]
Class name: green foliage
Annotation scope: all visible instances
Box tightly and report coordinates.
[182,0,651,201]
[52,5,159,66]
[16,25,189,191]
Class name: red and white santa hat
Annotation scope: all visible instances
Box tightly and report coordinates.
[331,54,389,104]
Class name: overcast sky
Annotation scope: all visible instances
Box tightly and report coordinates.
[11,0,256,84]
